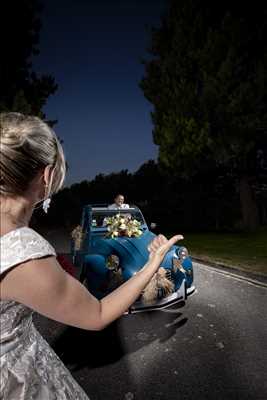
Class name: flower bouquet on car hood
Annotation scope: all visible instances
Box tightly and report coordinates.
[105,214,143,238]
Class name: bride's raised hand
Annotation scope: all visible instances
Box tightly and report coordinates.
[147,234,184,265]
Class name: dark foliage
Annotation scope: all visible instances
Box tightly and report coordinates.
[0,0,57,120]
[140,0,267,230]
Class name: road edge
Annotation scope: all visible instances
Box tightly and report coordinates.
[192,257,267,288]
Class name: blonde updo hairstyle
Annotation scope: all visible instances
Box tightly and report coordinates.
[0,112,66,198]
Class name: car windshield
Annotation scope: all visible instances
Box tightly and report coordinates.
[91,208,146,228]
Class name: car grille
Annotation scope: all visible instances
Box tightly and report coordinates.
[157,269,175,299]
[138,268,176,303]
[165,269,174,282]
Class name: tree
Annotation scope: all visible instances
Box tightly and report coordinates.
[140,0,267,230]
[134,160,162,201]
[0,0,57,120]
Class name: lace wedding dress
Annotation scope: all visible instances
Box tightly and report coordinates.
[0,227,89,399]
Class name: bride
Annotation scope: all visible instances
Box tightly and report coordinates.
[0,112,183,399]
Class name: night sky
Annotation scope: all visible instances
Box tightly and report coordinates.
[33,0,167,185]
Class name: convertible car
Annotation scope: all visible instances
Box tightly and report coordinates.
[71,205,195,313]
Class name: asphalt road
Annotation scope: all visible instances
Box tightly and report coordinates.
[34,261,267,400]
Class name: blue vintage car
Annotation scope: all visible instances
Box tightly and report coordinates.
[71,205,195,313]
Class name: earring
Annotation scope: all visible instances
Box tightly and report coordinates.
[43,183,51,214]
[43,198,51,213]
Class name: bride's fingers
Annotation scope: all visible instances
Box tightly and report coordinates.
[148,237,159,250]
[147,243,154,252]
[148,235,166,252]
[166,234,184,248]
[148,234,183,255]
[154,234,168,246]
[154,237,163,249]
[158,234,168,246]
[148,242,158,253]
[158,234,184,253]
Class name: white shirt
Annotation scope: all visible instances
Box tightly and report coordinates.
[108,203,130,209]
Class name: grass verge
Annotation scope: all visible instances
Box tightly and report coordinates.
[180,229,267,277]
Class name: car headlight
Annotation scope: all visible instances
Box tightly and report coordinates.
[172,247,189,274]
[177,247,189,261]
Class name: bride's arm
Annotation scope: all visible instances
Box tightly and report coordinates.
[0,234,182,331]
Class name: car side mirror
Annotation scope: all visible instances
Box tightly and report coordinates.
[150,222,157,230]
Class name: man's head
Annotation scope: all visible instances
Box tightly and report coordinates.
[114,194,125,207]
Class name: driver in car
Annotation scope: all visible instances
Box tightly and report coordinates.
[108,194,129,209]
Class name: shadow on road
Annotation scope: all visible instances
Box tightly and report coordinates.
[51,302,188,372]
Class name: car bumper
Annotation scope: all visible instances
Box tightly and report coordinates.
[125,280,195,314]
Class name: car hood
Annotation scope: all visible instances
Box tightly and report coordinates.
[92,230,177,271]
